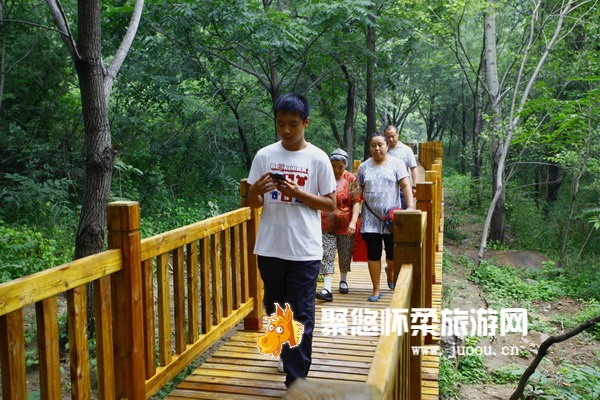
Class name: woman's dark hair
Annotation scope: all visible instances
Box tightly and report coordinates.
[274,94,310,121]
[370,131,389,146]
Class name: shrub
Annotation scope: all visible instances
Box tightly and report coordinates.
[506,190,553,251]
[0,220,73,283]
[470,261,565,307]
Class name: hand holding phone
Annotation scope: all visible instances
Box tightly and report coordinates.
[270,173,286,181]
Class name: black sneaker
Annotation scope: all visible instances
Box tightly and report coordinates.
[315,288,333,302]
[339,280,349,294]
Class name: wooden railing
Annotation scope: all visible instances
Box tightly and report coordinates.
[0,186,263,399]
[0,142,442,400]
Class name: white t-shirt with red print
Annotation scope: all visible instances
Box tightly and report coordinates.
[248,141,336,261]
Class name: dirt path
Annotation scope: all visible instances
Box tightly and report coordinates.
[442,223,600,399]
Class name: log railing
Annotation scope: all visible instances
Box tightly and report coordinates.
[0,142,442,400]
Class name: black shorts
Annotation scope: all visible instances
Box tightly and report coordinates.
[361,232,394,261]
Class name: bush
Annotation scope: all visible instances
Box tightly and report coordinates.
[470,261,565,307]
[506,190,551,251]
[0,220,73,282]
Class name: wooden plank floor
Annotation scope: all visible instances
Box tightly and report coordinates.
[166,251,443,400]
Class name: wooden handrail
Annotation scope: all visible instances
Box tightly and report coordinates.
[0,250,122,317]
[366,263,414,398]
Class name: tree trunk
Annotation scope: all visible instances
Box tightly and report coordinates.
[470,51,485,206]
[0,0,5,110]
[510,314,600,400]
[72,0,114,334]
[476,0,574,268]
[558,120,593,268]
[46,0,143,332]
[364,9,376,159]
[226,102,252,170]
[460,82,468,175]
[73,0,114,259]
[484,0,506,243]
[342,65,356,163]
[546,162,561,207]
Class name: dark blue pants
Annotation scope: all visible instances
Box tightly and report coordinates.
[257,256,320,388]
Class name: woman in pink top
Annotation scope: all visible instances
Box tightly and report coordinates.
[316,149,362,302]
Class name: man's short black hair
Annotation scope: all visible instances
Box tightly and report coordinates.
[274,93,310,121]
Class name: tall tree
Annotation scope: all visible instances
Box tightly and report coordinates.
[364,5,377,159]
[476,0,583,266]
[44,0,143,331]
[45,0,143,260]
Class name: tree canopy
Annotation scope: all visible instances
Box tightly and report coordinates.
[1,0,598,278]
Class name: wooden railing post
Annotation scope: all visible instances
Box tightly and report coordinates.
[353,160,361,175]
[432,161,443,243]
[107,201,145,399]
[416,182,434,310]
[36,297,62,399]
[425,171,440,263]
[394,210,426,400]
[240,179,264,330]
[0,309,26,399]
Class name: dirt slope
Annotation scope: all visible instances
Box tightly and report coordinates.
[442,223,600,399]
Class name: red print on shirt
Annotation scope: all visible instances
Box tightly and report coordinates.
[269,162,309,204]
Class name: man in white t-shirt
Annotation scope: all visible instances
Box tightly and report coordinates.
[385,125,418,208]
[247,93,336,388]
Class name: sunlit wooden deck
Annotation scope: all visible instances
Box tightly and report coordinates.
[167,255,443,400]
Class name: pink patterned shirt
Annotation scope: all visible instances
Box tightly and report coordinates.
[321,170,362,235]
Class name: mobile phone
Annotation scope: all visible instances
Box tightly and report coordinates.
[270,173,286,181]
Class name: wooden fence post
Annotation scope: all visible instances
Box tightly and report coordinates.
[394,210,426,400]
[416,182,434,310]
[0,309,26,399]
[353,160,361,175]
[107,201,145,399]
[240,179,264,330]
[425,170,440,262]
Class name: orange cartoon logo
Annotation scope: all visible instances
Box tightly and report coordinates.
[257,303,304,356]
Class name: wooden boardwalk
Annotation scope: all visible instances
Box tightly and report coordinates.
[167,255,443,400]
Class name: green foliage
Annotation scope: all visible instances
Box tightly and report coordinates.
[139,198,222,239]
[490,365,524,384]
[0,221,73,283]
[28,391,42,400]
[470,261,565,307]
[439,353,461,399]
[442,173,476,213]
[486,240,510,251]
[457,336,487,384]
[557,299,600,341]
[523,363,600,400]
[444,212,469,241]
[506,190,553,252]
[0,172,75,225]
[558,262,600,301]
